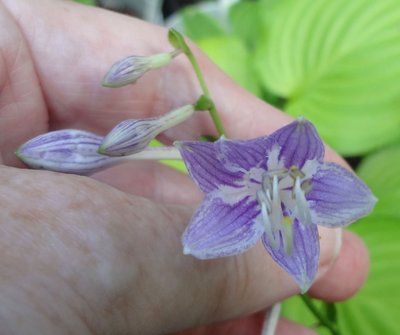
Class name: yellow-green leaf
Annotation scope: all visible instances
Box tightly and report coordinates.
[255,0,400,155]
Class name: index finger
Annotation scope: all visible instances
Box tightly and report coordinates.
[5,0,288,139]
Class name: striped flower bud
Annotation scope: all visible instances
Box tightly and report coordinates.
[102,50,180,87]
[15,129,123,175]
[98,104,194,156]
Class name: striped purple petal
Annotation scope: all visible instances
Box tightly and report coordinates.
[183,193,264,259]
[262,220,320,292]
[270,118,325,168]
[216,136,272,171]
[176,141,245,193]
[308,162,378,227]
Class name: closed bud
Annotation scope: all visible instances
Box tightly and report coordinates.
[16,129,123,175]
[102,50,180,87]
[98,104,195,156]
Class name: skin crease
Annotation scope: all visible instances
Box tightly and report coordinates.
[0,0,369,334]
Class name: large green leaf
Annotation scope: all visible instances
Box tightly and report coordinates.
[255,0,400,155]
[339,216,400,334]
[357,144,400,219]
[228,1,263,48]
[181,8,226,42]
[197,36,261,95]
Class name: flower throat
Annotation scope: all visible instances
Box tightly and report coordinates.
[256,165,313,256]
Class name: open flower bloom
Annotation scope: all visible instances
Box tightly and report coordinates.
[16,129,124,175]
[176,119,377,292]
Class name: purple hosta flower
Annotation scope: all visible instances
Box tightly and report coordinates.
[176,119,376,292]
[102,50,181,87]
[98,104,194,156]
[16,129,124,175]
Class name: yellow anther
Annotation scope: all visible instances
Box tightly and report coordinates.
[289,165,305,179]
[283,216,293,225]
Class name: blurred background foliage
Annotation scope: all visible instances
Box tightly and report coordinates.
[75,0,400,333]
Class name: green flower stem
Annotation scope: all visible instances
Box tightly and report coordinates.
[168,29,227,137]
[300,294,340,335]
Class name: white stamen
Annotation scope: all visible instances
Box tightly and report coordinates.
[257,191,279,250]
[271,175,283,230]
[295,177,312,225]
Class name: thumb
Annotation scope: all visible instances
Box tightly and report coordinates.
[0,166,357,335]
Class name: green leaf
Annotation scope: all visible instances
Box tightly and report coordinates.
[181,8,226,41]
[339,216,400,334]
[282,295,332,335]
[228,1,263,48]
[357,144,400,219]
[197,36,261,95]
[255,0,400,155]
[335,145,400,334]
[74,0,96,5]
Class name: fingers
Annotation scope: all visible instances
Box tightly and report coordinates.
[3,0,347,171]
[309,231,369,301]
[0,166,362,335]
[3,0,284,137]
[92,161,202,204]
[172,311,317,335]
[0,1,47,166]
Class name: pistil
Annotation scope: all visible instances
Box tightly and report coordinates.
[257,166,312,255]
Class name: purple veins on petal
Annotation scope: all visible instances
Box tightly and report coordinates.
[183,194,264,259]
[216,136,271,172]
[178,118,376,292]
[270,118,325,168]
[262,219,320,293]
[307,162,378,227]
[176,140,245,193]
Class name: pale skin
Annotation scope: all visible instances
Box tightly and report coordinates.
[0,0,369,334]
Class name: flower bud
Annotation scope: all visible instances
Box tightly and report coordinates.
[16,129,123,175]
[98,104,195,156]
[102,50,180,87]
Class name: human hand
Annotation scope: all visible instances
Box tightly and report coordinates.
[0,0,368,334]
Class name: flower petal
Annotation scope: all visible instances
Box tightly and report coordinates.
[176,141,244,193]
[307,162,377,227]
[270,118,325,168]
[216,136,272,172]
[262,220,320,292]
[183,193,264,259]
